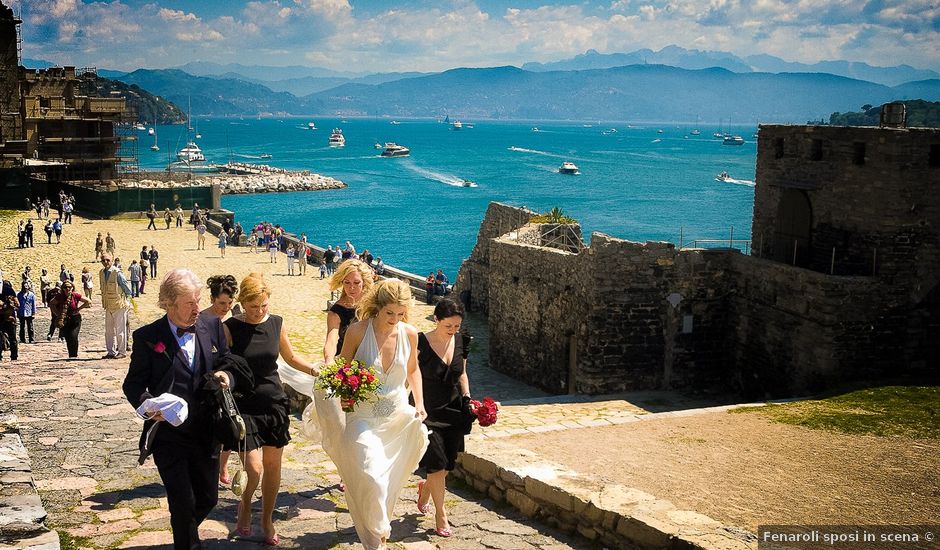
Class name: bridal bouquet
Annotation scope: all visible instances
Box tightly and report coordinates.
[314,357,381,413]
[470,397,500,427]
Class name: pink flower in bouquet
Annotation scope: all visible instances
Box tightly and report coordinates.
[347,375,360,389]
[314,356,382,413]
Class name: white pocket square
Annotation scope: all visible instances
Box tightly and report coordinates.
[211,345,218,353]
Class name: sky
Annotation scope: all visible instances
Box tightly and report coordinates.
[8,0,940,74]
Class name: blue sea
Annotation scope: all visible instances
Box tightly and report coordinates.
[139,118,758,278]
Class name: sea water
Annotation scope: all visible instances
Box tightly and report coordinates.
[140,118,758,278]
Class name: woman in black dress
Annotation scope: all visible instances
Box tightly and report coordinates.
[415,298,471,538]
[224,273,317,545]
[323,259,373,364]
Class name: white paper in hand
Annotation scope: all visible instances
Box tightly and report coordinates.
[135,393,189,426]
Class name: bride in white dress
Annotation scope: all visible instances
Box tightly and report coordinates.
[316,279,429,550]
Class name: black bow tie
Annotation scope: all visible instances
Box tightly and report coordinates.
[176,325,196,337]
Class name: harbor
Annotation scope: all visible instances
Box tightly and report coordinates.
[123,163,347,194]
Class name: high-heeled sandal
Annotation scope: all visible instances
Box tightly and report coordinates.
[264,533,280,546]
[434,527,453,538]
[219,473,233,485]
[233,526,251,538]
[416,480,430,514]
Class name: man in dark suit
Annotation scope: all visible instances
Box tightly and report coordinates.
[123,268,246,550]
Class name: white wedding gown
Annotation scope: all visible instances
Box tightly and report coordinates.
[314,320,429,550]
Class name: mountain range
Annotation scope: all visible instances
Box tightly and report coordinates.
[21,45,940,123]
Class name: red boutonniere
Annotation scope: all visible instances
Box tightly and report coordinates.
[147,341,171,361]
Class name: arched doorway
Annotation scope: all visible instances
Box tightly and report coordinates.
[773,189,813,267]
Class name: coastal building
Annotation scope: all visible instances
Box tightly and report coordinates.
[457,109,939,398]
[1,1,128,207]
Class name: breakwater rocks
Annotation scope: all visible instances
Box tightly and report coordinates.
[125,165,347,194]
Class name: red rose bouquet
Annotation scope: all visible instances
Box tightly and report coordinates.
[314,356,381,413]
[470,397,500,427]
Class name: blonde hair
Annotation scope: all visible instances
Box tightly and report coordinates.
[158,268,202,311]
[237,272,272,304]
[329,259,374,299]
[357,278,412,322]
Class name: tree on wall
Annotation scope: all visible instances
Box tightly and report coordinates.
[530,207,577,224]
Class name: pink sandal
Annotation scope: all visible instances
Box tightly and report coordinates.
[416,480,430,514]
[435,527,452,538]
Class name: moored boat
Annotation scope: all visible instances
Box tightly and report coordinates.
[177,140,205,163]
[558,161,580,175]
[380,142,410,157]
[722,135,745,146]
[451,120,462,130]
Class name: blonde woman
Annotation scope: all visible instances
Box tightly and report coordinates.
[317,279,429,550]
[223,273,316,545]
[323,259,374,365]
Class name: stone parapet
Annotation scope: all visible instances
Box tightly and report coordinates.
[453,439,755,550]
[0,415,59,550]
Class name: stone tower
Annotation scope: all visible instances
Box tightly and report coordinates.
[0,2,21,143]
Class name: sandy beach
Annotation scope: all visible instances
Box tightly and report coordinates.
[0,208,437,358]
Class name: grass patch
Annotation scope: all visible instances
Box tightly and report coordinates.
[733,385,940,439]
[58,531,93,550]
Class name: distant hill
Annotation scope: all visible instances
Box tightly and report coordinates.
[523,47,752,73]
[829,100,940,128]
[891,80,940,101]
[308,64,930,122]
[203,71,431,97]
[22,57,55,69]
[77,73,185,124]
[522,46,940,87]
[173,62,358,81]
[114,69,309,116]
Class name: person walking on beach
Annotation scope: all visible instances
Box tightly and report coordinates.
[98,253,131,359]
[94,232,104,261]
[52,218,63,244]
[62,199,73,224]
[24,219,34,247]
[44,220,53,244]
[146,203,157,230]
[39,269,51,307]
[218,232,227,258]
[139,263,147,295]
[286,244,295,274]
[324,246,336,275]
[196,219,207,250]
[0,290,19,361]
[149,246,159,278]
[80,266,94,298]
[174,204,184,228]
[16,282,36,344]
[105,232,116,256]
[268,239,278,263]
[247,231,258,253]
[128,260,141,298]
[164,208,172,230]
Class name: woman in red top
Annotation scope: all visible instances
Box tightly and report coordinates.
[49,280,91,358]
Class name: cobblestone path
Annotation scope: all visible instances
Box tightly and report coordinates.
[0,304,600,549]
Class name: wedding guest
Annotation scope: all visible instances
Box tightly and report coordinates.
[139,262,148,295]
[164,208,172,230]
[286,244,295,274]
[16,282,36,344]
[323,246,336,275]
[319,279,428,550]
[122,268,248,550]
[267,239,278,263]
[50,280,91,358]
[202,274,239,485]
[415,299,472,538]
[174,204,184,227]
[44,219,53,244]
[98,253,131,359]
[424,272,436,305]
[323,259,374,364]
[224,273,316,545]
[146,203,157,230]
[24,219,34,247]
[39,268,52,307]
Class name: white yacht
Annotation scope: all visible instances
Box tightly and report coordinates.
[177,140,205,163]
[722,135,745,146]
[716,171,731,182]
[380,143,410,157]
[329,128,345,147]
[148,127,155,136]
[451,120,463,130]
[558,161,580,175]
[307,122,317,130]
[134,122,146,131]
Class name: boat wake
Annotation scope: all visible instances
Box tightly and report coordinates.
[405,163,478,188]
[508,146,567,159]
[716,176,756,187]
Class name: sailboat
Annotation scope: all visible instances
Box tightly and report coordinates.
[176,98,205,163]
[150,129,159,152]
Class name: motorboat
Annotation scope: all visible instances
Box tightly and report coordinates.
[451,120,463,130]
[690,129,701,135]
[602,128,618,135]
[329,128,345,147]
[531,127,541,132]
[259,153,273,159]
[716,171,731,182]
[134,122,146,131]
[460,179,475,187]
[390,120,401,125]
[307,122,317,130]
[558,161,580,175]
[723,135,745,146]
[380,142,410,157]
[177,140,205,163]
[374,142,384,149]
[148,127,155,136]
